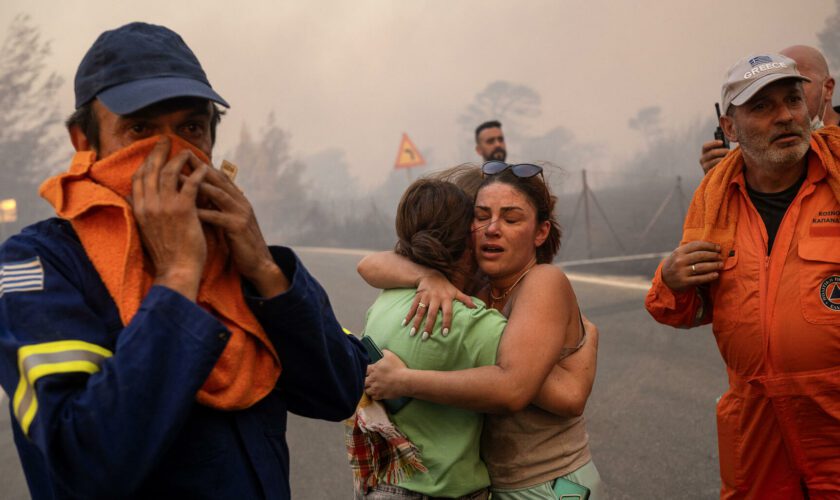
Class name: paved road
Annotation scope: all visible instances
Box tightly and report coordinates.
[0,248,727,499]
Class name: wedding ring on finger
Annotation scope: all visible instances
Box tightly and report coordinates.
[417,302,427,309]
[691,264,697,274]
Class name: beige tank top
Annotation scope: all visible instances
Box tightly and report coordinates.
[481,407,591,488]
[480,289,592,488]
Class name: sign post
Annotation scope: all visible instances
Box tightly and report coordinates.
[393,133,426,182]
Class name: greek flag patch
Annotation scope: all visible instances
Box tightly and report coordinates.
[0,257,45,297]
[749,55,773,66]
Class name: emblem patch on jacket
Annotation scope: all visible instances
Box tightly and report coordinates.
[820,275,840,311]
[0,257,44,297]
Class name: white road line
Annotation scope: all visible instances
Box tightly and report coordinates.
[565,272,652,291]
[296,246,375,257]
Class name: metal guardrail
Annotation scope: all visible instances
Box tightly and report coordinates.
[557,252,670,267]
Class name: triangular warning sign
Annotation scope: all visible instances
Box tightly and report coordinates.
[394,133,426,169]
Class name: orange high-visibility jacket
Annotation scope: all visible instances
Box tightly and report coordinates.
[646,152,840,499]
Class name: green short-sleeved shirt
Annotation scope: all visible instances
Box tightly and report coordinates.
[364,288,506,497]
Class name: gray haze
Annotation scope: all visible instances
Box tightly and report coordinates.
[1,1,835,189]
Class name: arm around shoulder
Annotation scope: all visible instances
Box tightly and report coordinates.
[357,251,428,289]
[532,315,598,417]
[393,266,575,413]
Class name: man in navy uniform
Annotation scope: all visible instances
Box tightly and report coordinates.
[0,22,367,499]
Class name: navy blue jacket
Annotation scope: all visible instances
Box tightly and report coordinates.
[0,219,368,499]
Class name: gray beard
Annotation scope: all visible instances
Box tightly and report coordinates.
[740,137,809,172]
[735,119,810,172]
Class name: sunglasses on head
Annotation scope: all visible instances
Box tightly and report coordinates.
[481,161,543,179]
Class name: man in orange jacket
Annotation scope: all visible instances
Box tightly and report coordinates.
[646,53,840,499]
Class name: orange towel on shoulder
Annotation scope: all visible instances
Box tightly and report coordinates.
[40,135,281,410]
[682,126,840,256]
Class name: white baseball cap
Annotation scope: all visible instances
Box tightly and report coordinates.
[721,53,810,114]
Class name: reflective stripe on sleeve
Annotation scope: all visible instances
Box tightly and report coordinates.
[13,340,113,436]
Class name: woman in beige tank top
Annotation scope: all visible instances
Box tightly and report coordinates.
[361,163,604,499]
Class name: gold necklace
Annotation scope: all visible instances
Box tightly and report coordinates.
[489,261,536,306]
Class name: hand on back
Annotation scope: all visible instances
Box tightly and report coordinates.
[405,271,475,340]
[365,350,408,400]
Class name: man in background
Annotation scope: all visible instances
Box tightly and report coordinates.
[475,120,507,161]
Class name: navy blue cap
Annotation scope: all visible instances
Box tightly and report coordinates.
[74,22,229,114]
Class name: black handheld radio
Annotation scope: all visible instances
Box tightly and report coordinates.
[360,336,412,413]
[714,103,730,149]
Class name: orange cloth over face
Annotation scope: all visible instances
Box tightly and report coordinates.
[646,127,840,498]
[39,135,281,410]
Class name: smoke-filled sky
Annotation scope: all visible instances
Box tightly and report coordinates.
[2,1,836,188]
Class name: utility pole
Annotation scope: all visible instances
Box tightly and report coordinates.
[561,170,625,260]
[636,176,687,252]
[582,170,592,259]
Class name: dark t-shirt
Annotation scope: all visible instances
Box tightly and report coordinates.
[746,166,807,253]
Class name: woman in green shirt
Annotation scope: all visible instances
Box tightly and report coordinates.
[356,177,506,499]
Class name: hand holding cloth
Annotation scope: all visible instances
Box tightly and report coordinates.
[39,135,281,410]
